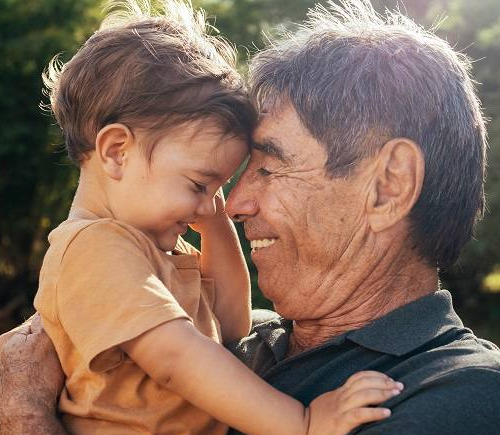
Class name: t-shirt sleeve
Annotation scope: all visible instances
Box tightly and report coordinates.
[56,221,191,372]
[174,236,200,256]
[353,367,500,435]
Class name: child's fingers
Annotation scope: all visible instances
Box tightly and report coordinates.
[344,372,404,393]
[214,188,225,202]
[336,407,391,434]
[344,371,395,387]
[340,387,401,411]
[344,370,391,385]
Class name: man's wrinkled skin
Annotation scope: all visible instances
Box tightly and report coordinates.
[0,314,65,435]
[227,106,436,355]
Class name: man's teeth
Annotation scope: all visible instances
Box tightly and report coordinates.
[250,238,277,251]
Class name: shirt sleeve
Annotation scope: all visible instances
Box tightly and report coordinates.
[354,367,500,435]
[174,236,201,256]
[56,220,191,373]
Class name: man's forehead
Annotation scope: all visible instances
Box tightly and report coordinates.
[252,110,273,135]
[250,106,306,163]
[251,109,288,147]
[251,119,294,163]
[252,103,303,137]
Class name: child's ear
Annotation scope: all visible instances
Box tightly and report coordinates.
[95,123,134,180]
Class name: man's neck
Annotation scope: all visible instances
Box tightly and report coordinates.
[287,253,438,357]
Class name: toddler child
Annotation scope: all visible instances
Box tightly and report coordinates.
[34,1,403,435]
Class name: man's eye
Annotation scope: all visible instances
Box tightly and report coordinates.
[257,167,272,176]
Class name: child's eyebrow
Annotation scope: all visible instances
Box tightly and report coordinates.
[194,168,223,181]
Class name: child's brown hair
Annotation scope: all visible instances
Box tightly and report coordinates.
[43,0,256,165]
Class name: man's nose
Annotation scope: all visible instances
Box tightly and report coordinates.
[226,173,259,222]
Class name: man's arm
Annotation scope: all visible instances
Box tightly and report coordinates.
[0,314,68,435]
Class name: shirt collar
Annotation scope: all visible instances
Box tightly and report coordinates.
[346,290,464,356]
[168,237,200,269]
[251,290,464,361]
[253,317,292,362]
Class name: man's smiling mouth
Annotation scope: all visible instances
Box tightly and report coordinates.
[250,238,277,253]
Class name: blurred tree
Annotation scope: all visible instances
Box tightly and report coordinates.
[194,0,314,57]
[0,0,100,330]
[425,0,500,339]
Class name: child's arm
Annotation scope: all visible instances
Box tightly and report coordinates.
[192,190,251,342]
[121,318,402,435]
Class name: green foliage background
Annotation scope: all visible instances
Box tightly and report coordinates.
[0,0,499,341]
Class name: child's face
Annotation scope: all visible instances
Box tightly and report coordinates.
[112,120,248,251]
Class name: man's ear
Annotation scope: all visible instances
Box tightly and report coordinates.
[95,123,134,180]
[366,138,425,232]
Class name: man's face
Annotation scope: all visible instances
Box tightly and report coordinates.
[226,104,373,320]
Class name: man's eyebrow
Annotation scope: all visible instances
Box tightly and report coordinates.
[251,139,292,163]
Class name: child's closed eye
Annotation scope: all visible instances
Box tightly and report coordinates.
[192,180,207,194]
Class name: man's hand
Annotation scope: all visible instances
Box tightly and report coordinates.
[0,314,67,435]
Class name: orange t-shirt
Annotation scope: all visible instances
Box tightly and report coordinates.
[34,218,227,435]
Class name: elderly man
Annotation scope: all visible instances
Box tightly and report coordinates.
[2,1,500,434]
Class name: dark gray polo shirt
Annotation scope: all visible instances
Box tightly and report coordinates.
[228,290,500,435]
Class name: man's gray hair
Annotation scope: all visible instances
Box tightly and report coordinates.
[249,0,486,269]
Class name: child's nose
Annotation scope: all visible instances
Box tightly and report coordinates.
[198,196,216,217]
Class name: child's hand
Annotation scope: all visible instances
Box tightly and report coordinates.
[189,189,228,234]
[306,371,403,435]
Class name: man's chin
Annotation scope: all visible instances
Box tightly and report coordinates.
[257,275,280,303]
